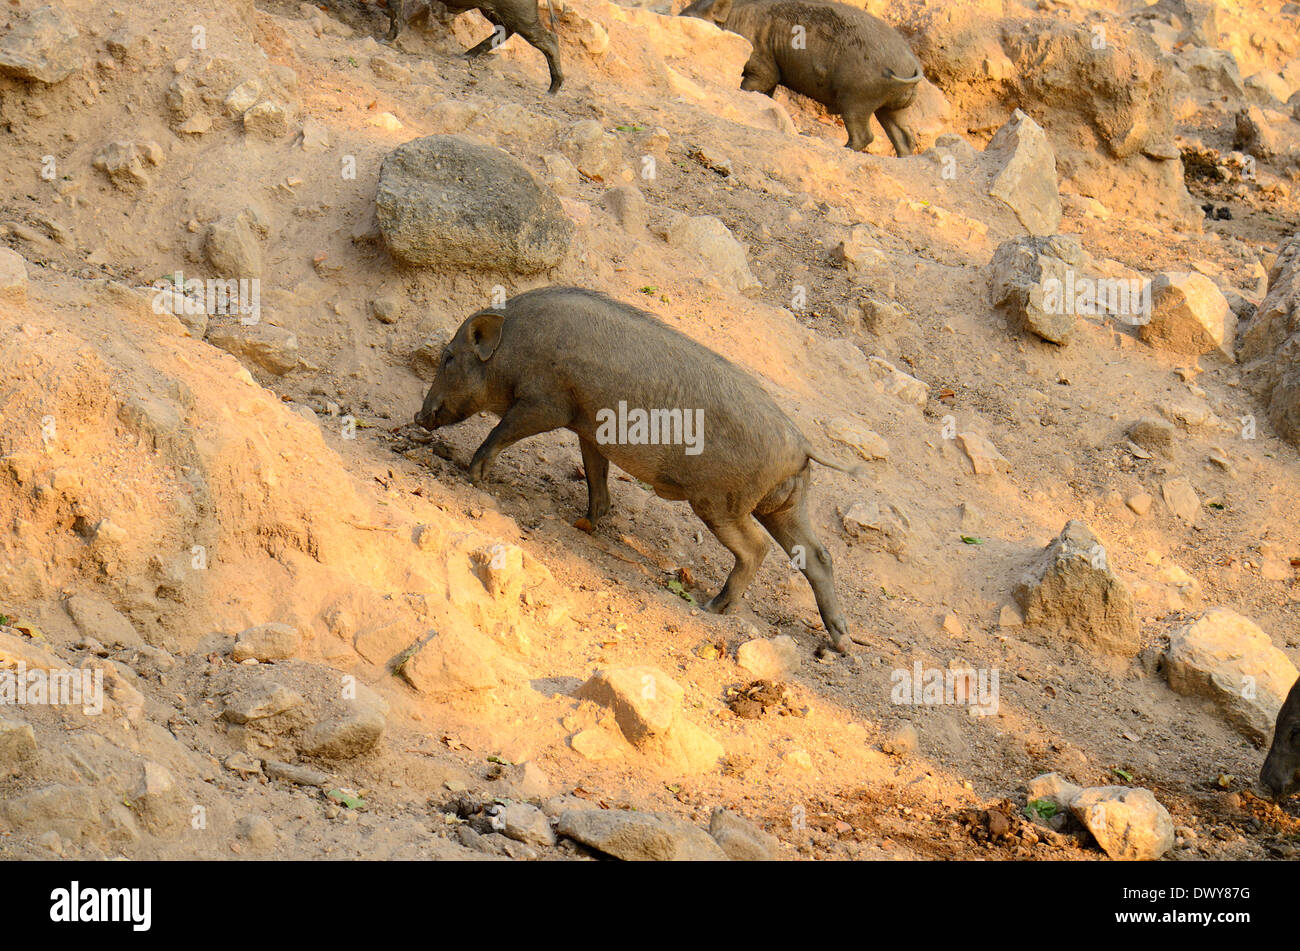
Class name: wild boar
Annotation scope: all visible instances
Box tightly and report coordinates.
[383,0,563,94]
[1261,676,1300,799]
[679,0,923,154]
[414,286,861,652]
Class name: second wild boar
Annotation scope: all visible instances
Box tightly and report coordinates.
[414,286,861,652]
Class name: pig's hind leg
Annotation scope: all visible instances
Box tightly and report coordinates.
[578,436,611,523]
[467,401,568,485]
[756,475,853,652]
[465,14,511,58]
[691,506,771,616]
[875,106,915,156]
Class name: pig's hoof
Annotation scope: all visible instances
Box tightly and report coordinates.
[573,517,593,534]
[702,596,727,615]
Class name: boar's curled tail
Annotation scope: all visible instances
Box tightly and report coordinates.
[885,68,924,84]
[807,449,866,478]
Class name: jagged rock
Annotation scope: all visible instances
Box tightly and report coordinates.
[865,356,928,406]
[243,100,292,139]
[708,806,777,860]
[205,213,263,278]
[1238,231,1300,447]
[0,248,27,300]
[299,708,385,759]
[221,680,305,724]
[664,215,760,297]
[556,809,728,861]
[375,134,573,272]
[985,110,1061,236]
[1013,520,1139,657]
[1071,786,1174,861]
[232,622,301,662]
[1165,609,1297,742]
[736,635,799,681]
[561,119,625,181]
[1139,272,1236,358]
[1026,772,1083,811]
[1128,417,1177,455]
[0,5,83,84]
[64,593,144,649]
[987,234,1091,344]
[823,418,888,461]
[399,624,526,698]
[206,322,301,376]
[956,432,1011,475]
[841,500,910,556]
[92,140,164,189]
[0,718,37,777]
[1160,477,1200,523]
[499,802,556,847]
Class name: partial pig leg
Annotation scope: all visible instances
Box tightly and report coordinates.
[756,479,852,651]
[692,507,771,615]
[842,104,875,152]
[875,107,916,156]
[578,435,611,523]
[383,0,405,42]
[515,21,564,93]
[465,15,510,58]
[467,401,567,484]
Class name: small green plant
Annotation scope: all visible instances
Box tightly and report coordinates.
[666,579,695,605]
[1112,767,1134,783]
[960,536,983,545]
[1024,799,1058,822]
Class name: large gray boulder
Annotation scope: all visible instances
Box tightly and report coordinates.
[1238,231,1300,446]
[375,135,573,273]
[0,5,82,84]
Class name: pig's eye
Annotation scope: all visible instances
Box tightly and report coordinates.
[442,353,453,367]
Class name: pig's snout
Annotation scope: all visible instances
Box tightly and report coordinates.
[414,399,442,431]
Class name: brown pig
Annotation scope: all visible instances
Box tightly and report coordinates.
[679,0,923,154]
[1261,676,1300,799]
[414,286,861,652]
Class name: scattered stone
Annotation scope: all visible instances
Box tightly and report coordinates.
[1071,786,1174,861]
[1127,417,1177,455]
[0,5,83,84]
[601,184,647,235]
[205,213,263,279]
[221,680,305,724]
[243,100,292,139]
[1013,520,1139,657]
[664,215,760,297]
[301,116,331,152]
[1165,609,1297,742]
[556,809,728,861]
[499,802,555,847]
[0,718,37,776]
[64,593,144,649]
[1026,772,1082,811]
[841,499,910,556]
[1140,272,1235,358]
[299,708,385,759]
[92,140,164,189]
[561,119,624,181]
[575,667,683,742]
[263,759,331,788]
[736,635,799,680]
[823,418,889,461]
[866,356,928,406]
[881,723,918,757]
[987,234,1090,344]
[206,323,300,376]
[708,807,777,860]
[0,248,27,301]
[1160,478,1200,523]
[375,134,573,272]
[235,815,277,850]
[1126,492,1154,516]
[985,109,1062,236]
[956,432,1011,475]
[232,623,300,663]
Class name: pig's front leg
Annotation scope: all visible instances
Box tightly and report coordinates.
[467,401,567,485]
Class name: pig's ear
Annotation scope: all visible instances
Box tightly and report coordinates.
[467,311,505,361]
[709,0,731,22]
